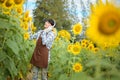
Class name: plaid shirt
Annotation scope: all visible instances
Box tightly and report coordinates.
[30,30,56,50]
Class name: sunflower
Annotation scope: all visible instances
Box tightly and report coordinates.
[3,0,14,9]
[24,32,29,40]
[86,0,120,47]
[81,43,87,48]
[73,63,83,72]
[31,23,36,32]
[75,41,80,46]
[58,30,71,40]
[28,17,32,22]
[55,37,60,41]
[87,43,94,50]
[67,44,73,53]
[23,11,30,22]
[71,43,81,55]
[72,23,82,35]
[0,0,6,4]
[48,72,52,78]
[81,39,89,45]
[93,48,99,53]
[14,0,24,6]
[23,23,28,31]
[16,7,23,15]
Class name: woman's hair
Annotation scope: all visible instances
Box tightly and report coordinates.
[45,19,56,27]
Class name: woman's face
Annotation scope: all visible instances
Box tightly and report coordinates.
[44,21,52,29]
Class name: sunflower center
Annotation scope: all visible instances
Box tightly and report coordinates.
[98,12,120,35]
[0,0,5,3]
[75,26,80,32]
[75,65,80,70]
[73,47,79,52]
[5,0,13,8]
[17,8,22,13]
[14,0,22,4]
[89,46,93,49]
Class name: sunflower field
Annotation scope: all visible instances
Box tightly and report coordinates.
[0,0,35,79]
[48,0,120,80]
[0,0,120,80]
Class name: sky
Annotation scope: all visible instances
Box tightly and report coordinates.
[25,0,120,18]
[24,0,97,17]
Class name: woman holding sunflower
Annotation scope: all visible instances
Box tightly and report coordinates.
[30,19,57,80]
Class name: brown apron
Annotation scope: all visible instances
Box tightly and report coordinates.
[30,36,49,68]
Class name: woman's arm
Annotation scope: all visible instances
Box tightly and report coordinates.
[29,30,42,40]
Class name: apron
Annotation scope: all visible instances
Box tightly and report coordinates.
[30,36,49,68]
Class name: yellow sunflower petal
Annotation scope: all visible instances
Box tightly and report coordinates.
[73,63,83,72]
[24,32,29,40]
[86,1,120,47]
[72,23,82,35]
[71,43,81,55]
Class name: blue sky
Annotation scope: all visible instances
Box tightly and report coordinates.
[24,0,36,16]
[25,0,120,18]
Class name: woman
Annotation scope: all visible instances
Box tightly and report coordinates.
[30,19,57,80]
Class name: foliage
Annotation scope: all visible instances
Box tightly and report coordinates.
[33,0,74,30]
[0,0,35,79]
[49,37,120,80]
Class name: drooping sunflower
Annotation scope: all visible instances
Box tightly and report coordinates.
[3,0,14,9]
[58,30,71,40]
[72,23,82,35]
[14,0,24,6]
[73,63,83,72]
[23,22,29,31]
[24,32,29,40]
[86,0,120,47]
[71,42,81,55]
[23,10,30,22]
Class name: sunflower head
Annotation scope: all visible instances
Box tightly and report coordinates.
[58,30,71,40]
[67,44,73,53]
[23,11,30,22]
[23,23,28,31]
[93,48,99,53]
[81,43,87,48]
[73,63,83,72]
[14,0,24,5]
[72,23,82,35]
[24,32,29,40]
[0,0,5,4]
[3,0,14,9]
[71,43,81,55]
[16,7,23,15]
[81,39,89,45]
[31,23,36,32]
[87,43,94,50]
[86,0,120,47]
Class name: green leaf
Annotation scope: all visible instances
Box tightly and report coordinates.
[6,39,19,56]
[3,56,17,79]
[0,51,7,62]
[0,19,12,29]
[0,13,9,20]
